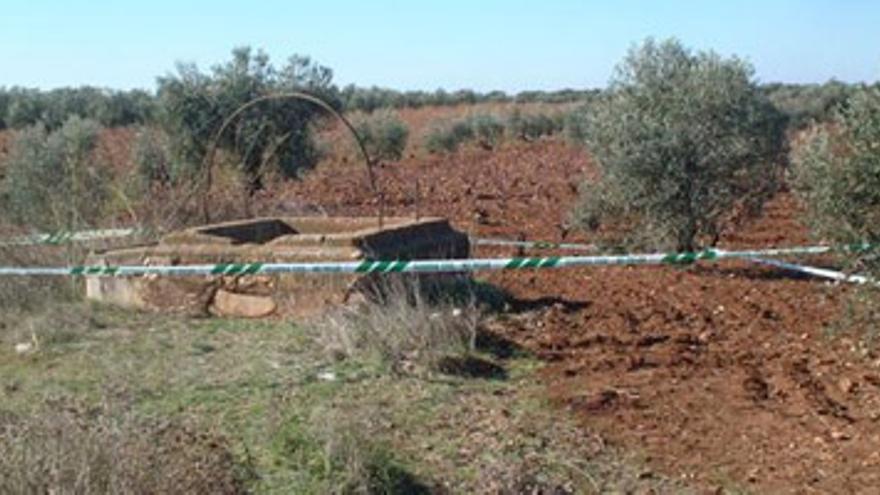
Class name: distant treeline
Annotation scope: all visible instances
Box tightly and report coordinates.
[338,85,603,112]
[0,87,156,130]
[0,85,600,131]
[0,80,873,131]
[760,80,863,129]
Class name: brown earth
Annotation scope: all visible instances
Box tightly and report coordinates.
[280,138,880,494]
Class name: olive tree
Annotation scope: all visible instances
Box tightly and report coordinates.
[157,47,337,192]
[791,87,880,275]
[573,38,787,251]
[1,116,110,230]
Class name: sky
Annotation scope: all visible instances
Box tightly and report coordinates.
[0,0,878,92]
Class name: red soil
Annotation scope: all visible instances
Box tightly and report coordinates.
[282,138,880,494]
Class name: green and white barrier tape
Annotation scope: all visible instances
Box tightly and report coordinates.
[747,257,876,286]
[0,228,146,247]
[0,244,875,278]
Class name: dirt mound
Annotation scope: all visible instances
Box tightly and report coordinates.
[284,138,880,493]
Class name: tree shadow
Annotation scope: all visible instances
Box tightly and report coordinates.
[435,354,508,380]
[370,463,437,495]
[475,328,523,359]
[506,295,590,313]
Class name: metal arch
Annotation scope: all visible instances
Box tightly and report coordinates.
[200,91,380,222]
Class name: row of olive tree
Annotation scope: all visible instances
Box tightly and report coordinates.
[0,87,155,130]
[338,85,601,113]
[424,110,567,153]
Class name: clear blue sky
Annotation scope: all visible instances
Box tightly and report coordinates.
[1,0,878,92]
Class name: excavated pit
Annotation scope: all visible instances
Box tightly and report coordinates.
[85,216,469,318]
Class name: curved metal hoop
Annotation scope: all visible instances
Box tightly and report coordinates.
[200,91,379,222]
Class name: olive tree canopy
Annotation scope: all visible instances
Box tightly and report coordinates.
[573,38,787,251]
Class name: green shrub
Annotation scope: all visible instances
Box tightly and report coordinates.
[354,110,409,162]
[469,113,505,149]
[506,110,563,141]
[424,119,475,153]
[791,87,880,276]
[157,47,337,192]
[572,38,787,251]
[1,116,111,230]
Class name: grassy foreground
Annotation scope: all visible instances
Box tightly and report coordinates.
[0,297,686,494]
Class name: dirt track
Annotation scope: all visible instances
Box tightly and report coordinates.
[281,139,880,493]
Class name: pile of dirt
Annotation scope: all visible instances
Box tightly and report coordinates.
[283,137,880,493]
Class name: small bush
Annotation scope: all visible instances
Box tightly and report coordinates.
[424,119,475,154]
[469,113,505,149]
[354,110,409,162]
[422,110,568,154]
[572,38,787,251]
[507,110,563,141]
[314,278,479,372]
[0,403,253,495]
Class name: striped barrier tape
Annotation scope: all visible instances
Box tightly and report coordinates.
[747,257,876,286]
[471,237,878,257]
[0,228,147,247]
[0,244,875,278]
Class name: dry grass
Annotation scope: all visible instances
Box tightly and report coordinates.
[314,278,481,374]
[0,399,253,495]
